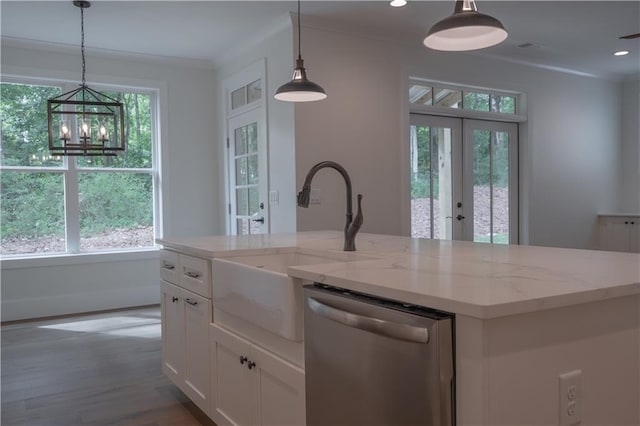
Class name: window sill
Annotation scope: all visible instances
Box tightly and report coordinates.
[0,247,160,270]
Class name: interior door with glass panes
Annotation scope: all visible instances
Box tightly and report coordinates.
[227,108,268,235]
[462,119,518,244]
[409,114,463,240]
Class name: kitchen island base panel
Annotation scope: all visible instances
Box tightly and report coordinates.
[456,294,640,425]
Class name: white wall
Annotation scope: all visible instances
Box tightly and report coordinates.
[294,24,624,249]
[213,18,297,234]
[1,42,218,321]
[620,78,640,213]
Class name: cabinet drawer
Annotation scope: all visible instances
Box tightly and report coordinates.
[160,250,180,284]
[179,254,211,298]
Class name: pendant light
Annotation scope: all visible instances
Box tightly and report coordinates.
[47,1,125,156]
[424,0,507,51]
[274,0,327,102]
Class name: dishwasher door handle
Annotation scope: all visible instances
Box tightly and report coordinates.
[307,297,429,344]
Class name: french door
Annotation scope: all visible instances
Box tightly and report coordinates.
[227,108,268,235]
[410,114,518,244]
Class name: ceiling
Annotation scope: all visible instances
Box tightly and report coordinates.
[2,1,639,80]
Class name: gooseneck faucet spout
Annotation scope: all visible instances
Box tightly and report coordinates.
[297,161,363,251]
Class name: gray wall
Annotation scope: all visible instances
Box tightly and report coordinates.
[294,24,630,249]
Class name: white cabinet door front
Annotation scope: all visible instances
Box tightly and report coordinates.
[211,324,260,426]
[161,281,185,382]
[210,324,306,426]
[183,290,211,412]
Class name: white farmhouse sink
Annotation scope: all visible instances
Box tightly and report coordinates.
[212,249,370,341]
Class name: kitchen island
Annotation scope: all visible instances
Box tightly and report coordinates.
[158,231,640,425]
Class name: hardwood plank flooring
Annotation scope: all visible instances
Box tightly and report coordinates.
[1,306,215,426]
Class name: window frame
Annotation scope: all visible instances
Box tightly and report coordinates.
[0,76,161,259]
[409,78,527,123]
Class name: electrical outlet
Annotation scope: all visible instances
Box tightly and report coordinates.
[559,370,582,425]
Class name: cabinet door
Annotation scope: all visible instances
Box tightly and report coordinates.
[603,217,632,252]
[210,324,260,426]
[161,281,185,382]
[183,290,211,412]
[255,344,306,425]
[629,220,640,253]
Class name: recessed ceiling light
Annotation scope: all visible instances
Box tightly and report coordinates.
[390,0,407,7]
[614,50,630,56]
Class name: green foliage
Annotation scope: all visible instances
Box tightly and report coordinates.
[0,172,65,239]
[79,173,152,236]
[1,83,63,167]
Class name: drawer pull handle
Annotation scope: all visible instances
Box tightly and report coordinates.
[247,360,256,370]
[163,263,175,270]
[185,271,201,279]
[184,298,198,306]
[240,355,248,365]
[171,297,179,303]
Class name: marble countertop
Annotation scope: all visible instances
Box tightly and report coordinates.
[157,231,640,319]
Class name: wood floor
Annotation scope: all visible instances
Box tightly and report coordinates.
[1,306,215,426]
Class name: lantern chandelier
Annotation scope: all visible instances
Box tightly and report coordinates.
[47,1,125,156]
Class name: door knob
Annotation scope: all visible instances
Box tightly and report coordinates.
[456,214,465,221]
[252,217,265,224]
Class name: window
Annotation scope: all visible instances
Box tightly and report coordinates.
[1,80,158,256]
[409,83,517,115]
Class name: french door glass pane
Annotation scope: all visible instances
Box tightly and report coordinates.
[78,173,153,251]
[410,125,453,239]
[247,154,258,184]
[472,129,510,244]
[236,188,248,216]
[473,130,491,243]
[232,119,262,236]
[0,172,65,255]
[492,132,510,244]
[234,127,246,155]
[235,157,248,185]
[247,123,258,153]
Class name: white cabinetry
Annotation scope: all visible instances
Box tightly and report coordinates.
[598,215,640,253]
[210,323,306,426]
[160,250,212,415]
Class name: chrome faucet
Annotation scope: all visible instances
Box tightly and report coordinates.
[297,161,363,251]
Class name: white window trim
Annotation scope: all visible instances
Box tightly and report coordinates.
[0,75,162,259]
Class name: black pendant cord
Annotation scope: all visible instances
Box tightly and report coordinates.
[80,4,86,123]
[80,5,86,88]
[297,0,301,61]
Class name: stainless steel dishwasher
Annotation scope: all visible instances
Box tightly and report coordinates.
[304,284,455,426]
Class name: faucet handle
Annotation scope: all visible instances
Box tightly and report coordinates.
[353,194,363,229]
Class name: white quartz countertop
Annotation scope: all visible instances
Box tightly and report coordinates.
[157,231,640,319]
